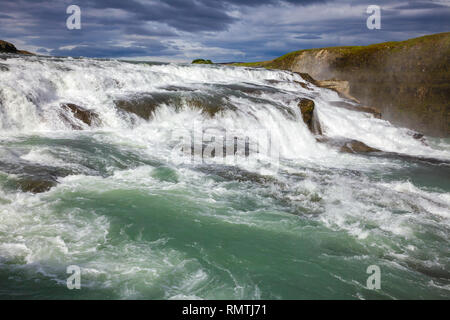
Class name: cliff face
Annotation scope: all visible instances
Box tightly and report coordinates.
[238,33,450,137]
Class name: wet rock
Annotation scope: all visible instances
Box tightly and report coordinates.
[60,103,101,129]
[198,165,280,186]
[294,81,312,90]
[298,98,322,135]
[161,86,195,92]
[115,93,236,119]
[316,137,380,154]
[406,131,428,145]
[329,101,382,119]
[0,63,9,71]
[340,140,380,154]
[297,73,319,86]
[115,96,159,120]
[15,178,57,193]
[0,160,73,194]
[185,96,235,117]
[299,99,314,128]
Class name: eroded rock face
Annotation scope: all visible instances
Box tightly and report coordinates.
[60,103,101,129]
[297,73,319,86]
[298,98,322,135]
[316,79,359,102]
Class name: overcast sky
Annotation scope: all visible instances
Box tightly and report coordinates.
[0,0,449,62]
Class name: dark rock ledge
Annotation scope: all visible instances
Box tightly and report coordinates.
[0,40,35,55]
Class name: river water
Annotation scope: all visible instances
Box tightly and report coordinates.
[0,54,449,299]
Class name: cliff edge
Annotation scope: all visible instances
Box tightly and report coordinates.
[235,32,450,137]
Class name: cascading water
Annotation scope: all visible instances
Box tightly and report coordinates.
[0,53,449,299]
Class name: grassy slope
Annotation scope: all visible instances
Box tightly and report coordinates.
[234,32,450,70]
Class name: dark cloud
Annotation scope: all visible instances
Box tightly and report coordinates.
[0,0,448,61]
[392,1,450,10]
[294,34,323,40]
[51,43,171,58]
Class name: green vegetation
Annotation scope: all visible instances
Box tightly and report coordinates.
[234,32,450,70]
[192,59,213,64]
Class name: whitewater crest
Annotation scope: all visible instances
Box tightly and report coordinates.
[0,54,446,160]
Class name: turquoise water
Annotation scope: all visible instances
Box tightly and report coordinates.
[0,56,449,299]
[0,133,448,300]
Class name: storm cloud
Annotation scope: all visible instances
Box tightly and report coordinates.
[0,0,449,62]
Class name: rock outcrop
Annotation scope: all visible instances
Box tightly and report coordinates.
[15,177,57,193]
[235,32,450,137]
[316,137,381,154]
[115,93,235,120]
[0,40,17,53]
[60,103,101,129]
[0,160,72,194]
[315,79,357,102]
[115,96,159,120]
[0,40,35,55]
[298,98,322,134]
[339,140,380,154]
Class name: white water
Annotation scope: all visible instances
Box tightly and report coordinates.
[0,54,449,299]
[0,54,447,160]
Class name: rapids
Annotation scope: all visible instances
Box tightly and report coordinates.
[0,54,448,299]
